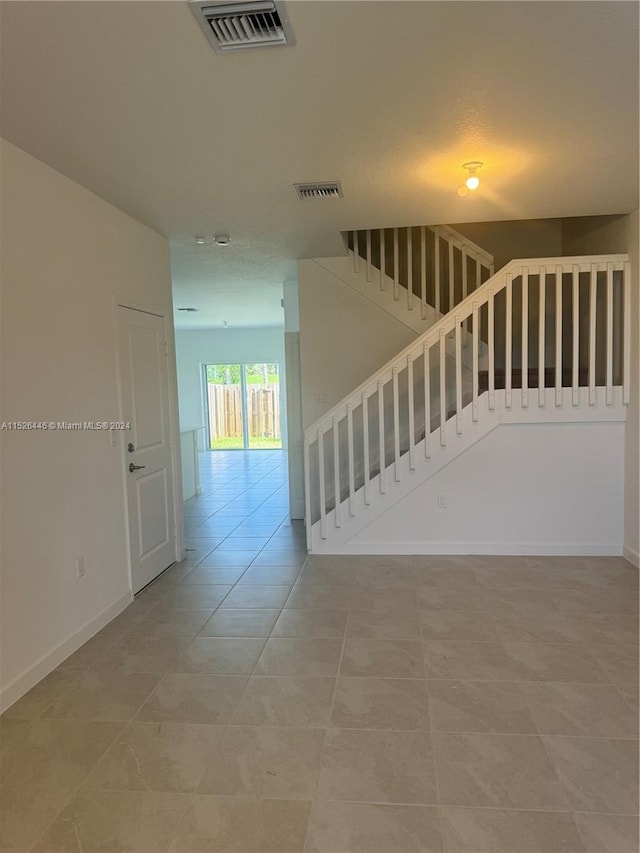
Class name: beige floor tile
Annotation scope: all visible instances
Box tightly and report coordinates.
[522,682,639,737]
[433,732,569,810]
[419,610,499,642]
[428,680,537,734]
[616,683,639,712]
[417,587,498,612]
[552,588,638,616]
[0,719,123,791]
[340,638,425,678]
[304,801,442,853]
[158,584,232,610]
[1,670,84,719]
[351,587,418,610]
[171,637,265,674]
[169,795,311,853]
[93,635,189,674]
[183,566,248,584]
[255,638,343,676]
[285,584,353,610]
[542,735,639,814]
[32,788,187,852]
[136,673,247,724]
[316,728,437,804]
[347,609,421,640]
[197,551,260,569]
[422,641,517,680]
[220,585,292,609]
[231,676,335,727]
[44,671,160,721]
[272,609,347,638]
[492,610,585,644]
[502,642,609,683]
[129,609,216,640]
[573,613,639,646]
[439,806,585,852]
[573,812,640,852]
[252,551,306,567]
[199,608,280,637]
[198,726,325,799]
[0,717,28,758]
[331,677,430,730]
[237,565,302,585]
[86,721,224,793]
[296,565,360,586]
[591,643,640,686]
[0,783,74,852]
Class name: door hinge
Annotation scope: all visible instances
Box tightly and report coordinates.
[170,433,175,449]
[164,342,169,357]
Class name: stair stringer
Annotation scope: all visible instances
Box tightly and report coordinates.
[312,256,486,372]
[307,386,626,553]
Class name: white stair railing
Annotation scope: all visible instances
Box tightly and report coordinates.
[346,224,494,320]
[304,254,630,543]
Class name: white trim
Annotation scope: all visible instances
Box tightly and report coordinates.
[335,542,624,557]
[623,545,640,568]
[0,591,133,714]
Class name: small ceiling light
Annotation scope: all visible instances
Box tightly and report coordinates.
[214,235,231,246]
[462,161,483,191]
[194,235,206,244]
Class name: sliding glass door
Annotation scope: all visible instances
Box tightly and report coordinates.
[205,362,282,450]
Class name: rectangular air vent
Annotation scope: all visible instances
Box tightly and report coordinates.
[294,181,343,200]
[190,1,292,52]
[177,307,199,312]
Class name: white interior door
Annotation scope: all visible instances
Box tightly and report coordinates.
[116,305,176,593]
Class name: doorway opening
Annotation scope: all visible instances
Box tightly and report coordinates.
[204,362,282,450]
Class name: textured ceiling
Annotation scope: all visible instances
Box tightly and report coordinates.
[1,1,638,329]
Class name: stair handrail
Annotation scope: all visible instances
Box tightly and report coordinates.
[304,253,629,442]
[432,224,494,270]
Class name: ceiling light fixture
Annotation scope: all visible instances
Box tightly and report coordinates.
[194,235,206,244]
[214,235,231,246]
[462,161,483,190]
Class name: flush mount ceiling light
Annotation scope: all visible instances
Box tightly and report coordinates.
[214,235,231,246]
[463,161,483,190]
[194,235,207,244]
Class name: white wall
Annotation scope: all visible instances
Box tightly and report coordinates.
[453,218,563,271]
[298,259,416,428]
[0,140,178,710]
[174,326,287,445]
[349,422,625,554]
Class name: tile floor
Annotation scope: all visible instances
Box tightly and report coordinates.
[1,450,638,852]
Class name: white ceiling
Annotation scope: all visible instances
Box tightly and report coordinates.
[1,1,638,330]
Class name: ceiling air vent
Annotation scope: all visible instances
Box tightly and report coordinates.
[177,307,199,312]
[294,181,343,200]
[190,1,293,53]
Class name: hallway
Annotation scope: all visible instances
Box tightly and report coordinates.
[0,450,638,852]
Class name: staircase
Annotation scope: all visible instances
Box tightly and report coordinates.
[303,231,631,553]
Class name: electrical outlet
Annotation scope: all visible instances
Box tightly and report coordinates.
[436,493,447,510]
[75,555,86,578]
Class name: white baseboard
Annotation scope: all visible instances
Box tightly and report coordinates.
[623,545,640,568]
[290,498,305,520]
[326,541,624,557]
[0,591,133,714]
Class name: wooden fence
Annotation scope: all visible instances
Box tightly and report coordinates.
[207,384,281,442]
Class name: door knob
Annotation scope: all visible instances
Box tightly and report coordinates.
[129,463,146,472]
[127,442,135,453]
